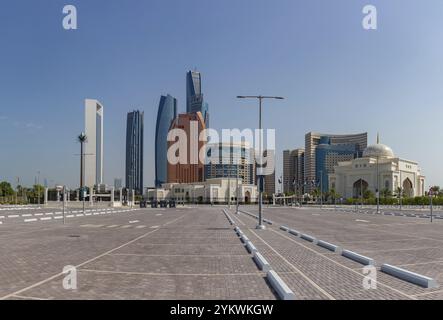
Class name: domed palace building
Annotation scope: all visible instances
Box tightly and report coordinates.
[328,135,425,199]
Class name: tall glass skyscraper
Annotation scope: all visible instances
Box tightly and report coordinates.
[186,70,209,127]
[155,95,177,187]
[315,136,364,192]
[125,110,144,194]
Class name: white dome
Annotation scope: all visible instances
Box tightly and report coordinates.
[363,143,394,158]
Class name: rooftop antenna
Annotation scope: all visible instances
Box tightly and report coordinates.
[377,132,380,144]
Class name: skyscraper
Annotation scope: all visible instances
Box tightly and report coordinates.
[304,132,367,192]
[186,70,209,127]
[125,110,144,194]
[84,99,104,188]
[204,142,255,185]
[155,95,177,187]
[283,149,305,193]
[263,150,276,197]
[167,112,206,184]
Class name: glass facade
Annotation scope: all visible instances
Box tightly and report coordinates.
[155,95,177,187]
[186,70,209,127]
[204,143,254,184]
[125,110,144,194]
[315,136,363,192]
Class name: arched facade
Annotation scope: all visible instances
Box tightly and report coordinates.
[328,139,425,199]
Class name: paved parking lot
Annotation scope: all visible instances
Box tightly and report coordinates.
[234,205,443,299]
[0,205,274,300]
[1,204,443,300]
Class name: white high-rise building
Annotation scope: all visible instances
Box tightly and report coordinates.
[84,99,104,188]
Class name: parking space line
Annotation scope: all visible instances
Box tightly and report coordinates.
[0,213,187,300]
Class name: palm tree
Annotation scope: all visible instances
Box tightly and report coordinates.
[381,188,392,199]
[77,133,87,189]
[430,186,440,197]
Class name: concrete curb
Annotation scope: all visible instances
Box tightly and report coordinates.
[381,264,438,288]
[300,233,317,244]
[267,270,296,300]
[342,250,375,266]
[317,240,342,254]
[253,251,271,272]
[245,241,258,254]
[288,229,300,237]
[241,235,250,243]
[280,226,289,232]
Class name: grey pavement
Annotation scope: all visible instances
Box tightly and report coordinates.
[2,204,443,300]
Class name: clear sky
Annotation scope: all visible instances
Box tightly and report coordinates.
[1,0,443,189]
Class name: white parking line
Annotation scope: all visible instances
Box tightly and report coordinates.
[24,219,37,222]
[76,214,84,217]
[129,220,140,224]
[54,216,63,220]
[8,215,19,218]
[34,213,43,217]
[22,214,32,217]
[135,225,146,229]
[120,225,131,229]
[40,217,52,221]
[106,225,119,228]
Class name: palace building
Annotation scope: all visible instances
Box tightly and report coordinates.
[328,135,425,199]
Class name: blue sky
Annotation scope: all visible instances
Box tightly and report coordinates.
[1,0,443,189]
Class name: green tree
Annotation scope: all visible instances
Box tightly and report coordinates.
[363,189,374,199]
[381,188,392,199]
[0,181,14,196]
[77,132,87,188]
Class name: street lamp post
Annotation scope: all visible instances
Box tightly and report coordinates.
[236,165,240,214]
[37,171,41,205]
[360,178,363,210]
[430,188,434,223]
[319,170,323,209]
[63,186,66,225]
[376,155,380,214]
[237,95,284,230]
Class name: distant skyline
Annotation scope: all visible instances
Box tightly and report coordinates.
[1,0,443,188]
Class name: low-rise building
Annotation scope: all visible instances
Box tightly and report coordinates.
[329,138,425,199]
[147,178,258,204]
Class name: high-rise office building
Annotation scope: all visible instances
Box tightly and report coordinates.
[125,110,144,194]
[315,136,364,193]
[155,95,177,187]
[304,132,367,192]
[167,112,206,183]
[262,150,276,197]
[283,149,305,193]
[186,70,209,127]
[84,99,104,188]
[204,142,255,185]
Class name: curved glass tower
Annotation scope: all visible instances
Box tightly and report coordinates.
[155,95,177,187]
[186,70,209,127]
